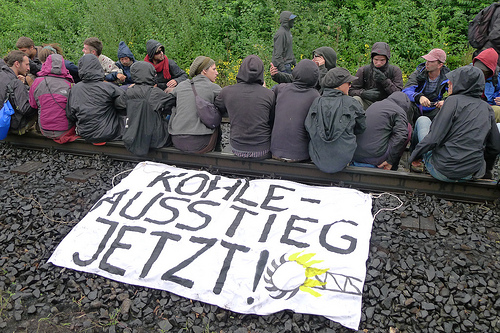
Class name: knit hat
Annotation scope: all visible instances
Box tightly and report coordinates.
[190,56,215,77]
[323,67,358,88]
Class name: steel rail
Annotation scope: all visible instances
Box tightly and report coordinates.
[2,133,499,202]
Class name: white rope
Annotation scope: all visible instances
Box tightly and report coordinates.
[111,168,134,187]
[370,192,404,221]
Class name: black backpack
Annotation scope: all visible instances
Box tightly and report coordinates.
[468,2,500,49]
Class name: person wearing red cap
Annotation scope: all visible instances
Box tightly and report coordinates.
[403,48,450,126]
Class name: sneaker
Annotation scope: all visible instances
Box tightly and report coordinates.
[410,160,424,173]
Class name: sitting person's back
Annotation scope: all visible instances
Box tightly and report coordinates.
[215,55,276,159]
[305,67,366,173]
[409,66,500,181]
[29,54,76,142]
[122,61,171,155]
[271,59,320,161]
[352,92,410,170]
[66,54,126,143]
[167,56,222,153]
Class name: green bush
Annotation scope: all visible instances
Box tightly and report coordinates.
[0,0,494,86]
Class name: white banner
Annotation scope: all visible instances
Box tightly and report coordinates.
[49,162,373,330]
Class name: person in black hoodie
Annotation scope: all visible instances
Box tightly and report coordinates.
[349,42,403,110]
[271,59,320,162]
[409,66,500,181]
[144,39,188,93]
[271,46,337,94]
[215,55,275,159]
[272,11,297,74]
[352,92,410,170]
[66,54,126,143]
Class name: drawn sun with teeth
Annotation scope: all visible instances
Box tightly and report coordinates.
[264,251,329,299]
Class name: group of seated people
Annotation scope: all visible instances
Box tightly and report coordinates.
[1,36,500,182]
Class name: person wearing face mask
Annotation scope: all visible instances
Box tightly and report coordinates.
[272,11,297,74]
[349,42,403,110]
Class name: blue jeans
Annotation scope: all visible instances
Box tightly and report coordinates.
[350,161,377,168]
[423,151,472,182]
[415,116,472,182]
[415,116,431,142]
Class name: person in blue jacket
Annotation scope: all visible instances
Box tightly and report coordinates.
[403,48,449,126]
[105,41,136,87]
[473,47,500,122]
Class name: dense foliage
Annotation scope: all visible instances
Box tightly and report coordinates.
[0,0,493,86]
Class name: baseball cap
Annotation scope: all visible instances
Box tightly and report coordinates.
[422,48,446,63]
[289,13,297,19]
[323,67,358,88]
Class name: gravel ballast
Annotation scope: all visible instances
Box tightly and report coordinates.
[1,143,500,333]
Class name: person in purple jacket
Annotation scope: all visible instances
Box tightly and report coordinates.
[29,54,77,143]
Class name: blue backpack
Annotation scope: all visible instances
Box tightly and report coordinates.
[0,81,17,140]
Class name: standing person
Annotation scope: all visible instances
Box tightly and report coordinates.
[305,67,366,173]
[66,54,126,144]
[0,50,37,135]
[105,41,136,86]
[15,36,42,78]
[144,39,188,93]
[472,47,500,122]
[409,66,500,181]
[272,11,297,74]
[271,59,320,162]
[352,92,411,170]
[167,56,221,153]
[215,55,275,159]
[349,42,403,110]
[82,37,122,77]
[403,48,450,126]
[29,54,77,143]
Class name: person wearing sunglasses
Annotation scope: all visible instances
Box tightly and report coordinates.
[144,39,188,93]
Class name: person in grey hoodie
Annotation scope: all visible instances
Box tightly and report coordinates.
[352,92,411,170]
[272,11,297,74]
[66,54,126,143]
[349,42,403,110]
[409,66,500,181]
[271,59,320,161]
[215,55,275,158]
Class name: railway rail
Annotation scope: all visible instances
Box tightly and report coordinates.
[2,132,499,202]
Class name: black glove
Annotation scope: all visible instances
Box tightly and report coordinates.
[373,68,387,82]
[361,88,382,101]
